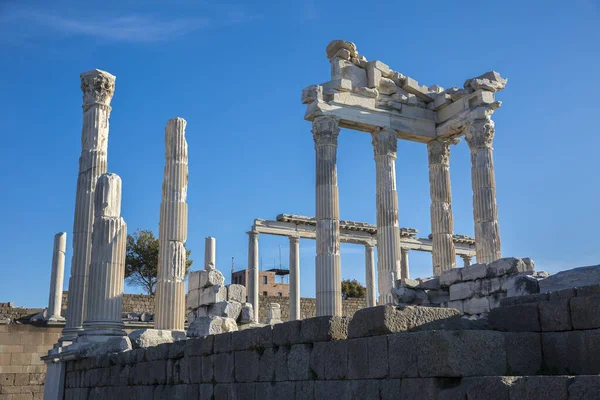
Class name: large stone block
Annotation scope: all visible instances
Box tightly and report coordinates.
[310,341,348,380]
[509,376,569,400]
[388,333,419,378]
[239,303,254,324]
[487,257,534,278]
[287,344,312,381]
[209,301,242,320]
[349,380,380,400]
[569,376,600,400]
[506,275,540,297]
[226,284,246,303]
[187,316,238,337]
[295,380,315,399]
[348,305,460,338]
[273,320,302,346]
[230,329,256,351]
[274,346,290,381]
[463,296,490,315]
[461,263,489,281]
[197,285,227,306]
[348,335,388,379]
[488,303,540,332]
[541,330,600,374]
[379,379,402,400]
[539,264,600,293]
[455,376,513,400]
[504,332,543,375]
[539,299,572,332]
[440,268,463,287]
[300,316,350,342]
[258,347,276,382]
[315,380,349,400]
[128,329,186,349]
[213,353,234,383]
[184,335,213,357]
[449,281,474,301]
[570,295,600,330]
[399,378,441,400]
[234,351,259,383]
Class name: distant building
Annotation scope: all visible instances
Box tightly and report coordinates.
[231,269,290,297]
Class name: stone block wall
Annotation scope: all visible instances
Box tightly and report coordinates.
[61,292,156,315]
[0,303,44,322]
[0,324,60,400]
[258,296,365,323]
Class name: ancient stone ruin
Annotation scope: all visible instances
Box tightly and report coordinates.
[0,39,594,399]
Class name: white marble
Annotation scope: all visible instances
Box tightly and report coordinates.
[289,236,300,321]
[247,231,259,322]
[364,243,376,308]
[47,232,66,322]
[62,69,115,342]
[312,116,342,316]
[400,248,410,280]
[204,236,216,270]
[155,118,189,331]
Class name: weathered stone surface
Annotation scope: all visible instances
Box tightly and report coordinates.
[487,257,533,278]
[450,281,474,301]
[196,285,227,307]
[348,305,460,338]
[310,341,348,380]
[300,316,350,342]
[379,379,402,400]
[400,378,440,400]
[184,335,213,357]
[464,71,507,92]
[208,301,242,320]
[541,329,600,374]
[419,277,440,290]
[463,296,490,315]
[506,275,540,297]
[500,292,549,307]
[570,295,600,330]
[287,344,312,381]
[574,284,600,297]
[488,303,540,332]
[326,40,358,60]
[189,270,225,291]
[234,351,259,382]
[315,380,349,399]
[399,278,419,289]
[226,284,246,303]
[549,287,577,301]
[569,376,600,400]
[273,320,302,346]
[504,332,543,375]
[440,268,463,287]
[239,303,254,324]
[266,303,282,325]
[214,353,234,383]
[128,329,186,349]
[457,376,513,400]
[461,263,489,281]
[388,333,419,378]
[509,376,569,400]
[539,265,600,293]
[187,316,238,337]
[230,329,256,351]
[258,347,276,382]
[539,300,572,332]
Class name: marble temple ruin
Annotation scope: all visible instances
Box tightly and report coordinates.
[33,39,595,400]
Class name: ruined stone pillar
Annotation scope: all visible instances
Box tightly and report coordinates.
[364,243,376,308]
[289,236,300,321]
[155,118,188,331]
[372,128,402,305]
[62,70,115,342]
[312,116,342,317]
[81,174,127,339]
[465,117,502,264]
[47,232,67,321]
[204,237,216,270]
[400,248,410,280]
[461,255,473,267]
[247,231,259,322]
[428,139,457,275]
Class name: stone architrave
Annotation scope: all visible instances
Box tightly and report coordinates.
[371,127,402,305]
[62,69,115,342]
[247,231,259,322]
[312,116,342,316]
[400,248,410,280]
[465,116,502,264]
[204,237,216,270]
[46,232,67,322]
[154,118,189,331]
[289,236,300,321]
[427,139,457,275]
[80,173,127,340]
[364,243,376,308]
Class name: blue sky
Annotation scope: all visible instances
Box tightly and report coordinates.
[1,0,599,308]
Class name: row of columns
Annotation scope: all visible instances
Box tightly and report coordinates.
[310,114,502,315]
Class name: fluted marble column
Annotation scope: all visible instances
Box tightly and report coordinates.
[364,243,376,308]
[205,237,216,270]
[428,139,457,275]
[461,255,473,267]
[372,128,402,305]
[465,117,502,264]
[155,118,188,331]
[289,236,300,321]
[312,116,342,317]
[62,70,115,342]
[47,233,66,321]
[247,231,259,322]
[400,248,410,280]
[81,174,127,339]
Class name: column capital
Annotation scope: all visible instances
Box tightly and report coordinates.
[364,241,375,249]
[371,127,397,156]
[312,116,340,147]
[289,235,300,244]
[246,230,259,237]
[80,69,116,107]
[465,117,495,151]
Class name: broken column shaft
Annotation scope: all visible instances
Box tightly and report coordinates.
[47,232,67,321]
[289,236,300,321]
[154,118,189,331]
[62,69,115,342]
[205,237,216,270]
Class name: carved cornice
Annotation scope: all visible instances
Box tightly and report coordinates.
[465,117,495,150]
[81,69,116,107]
[312,116,340,147]
[371,128,397,156]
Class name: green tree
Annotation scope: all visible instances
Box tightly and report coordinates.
[125,229,193,295]
[341,279,367,299]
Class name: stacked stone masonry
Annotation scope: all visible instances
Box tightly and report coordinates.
[62,302,600,400]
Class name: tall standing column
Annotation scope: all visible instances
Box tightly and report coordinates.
[80,174,127,339]
[62,70,115,342]
[47,232,67,321]
[204,237,216,270]
[428,139,457,275]
[465,117,502,264]
[364,243,376,308]
[400,248,410,280]
[372,128,402,305]
[247,231,259,322]
[312,116,342,317]
[460,255,473,267]
[155,118,189,331]
[289,236,300,321]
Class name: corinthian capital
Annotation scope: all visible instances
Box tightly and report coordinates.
[427,139,451,165]
[371,128,397,156]
[465,118,495,150]
[80,69,116,107]
[312,116,340,147]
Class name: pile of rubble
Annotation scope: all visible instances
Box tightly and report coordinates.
[186,268,254,337]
